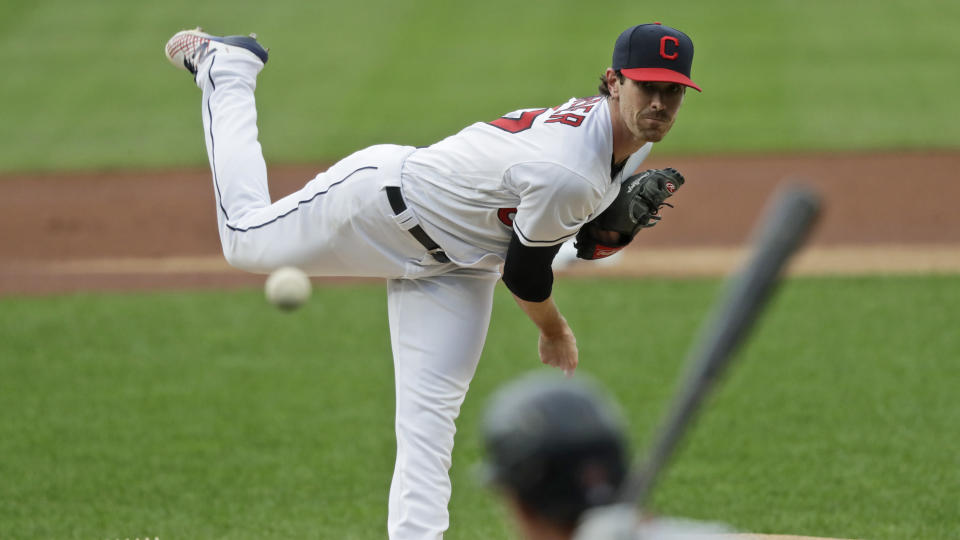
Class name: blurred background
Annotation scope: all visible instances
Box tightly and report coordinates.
[1,0,958,172]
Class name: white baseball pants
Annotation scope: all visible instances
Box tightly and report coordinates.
[196,51,500,539]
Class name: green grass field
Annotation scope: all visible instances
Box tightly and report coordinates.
[1,0,959,172]
[2,276,958,539]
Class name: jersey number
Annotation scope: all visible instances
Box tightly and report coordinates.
[488,109,549,133]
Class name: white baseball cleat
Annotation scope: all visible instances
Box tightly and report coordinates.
[164,27,269,75]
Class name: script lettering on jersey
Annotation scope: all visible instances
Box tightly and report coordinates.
[545,95,604,127]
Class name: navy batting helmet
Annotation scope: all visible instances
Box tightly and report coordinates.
[480,373,629,528]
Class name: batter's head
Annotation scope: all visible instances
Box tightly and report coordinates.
[481,373,629,529]
[613,23,701,91]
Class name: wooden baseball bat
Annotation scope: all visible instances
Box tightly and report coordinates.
[621,184,822,508]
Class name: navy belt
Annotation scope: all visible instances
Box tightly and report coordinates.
[386,186,450,263]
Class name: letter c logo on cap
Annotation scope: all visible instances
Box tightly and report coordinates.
[660,36,679,60]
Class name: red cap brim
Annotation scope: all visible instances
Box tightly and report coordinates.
[620,67,702,92]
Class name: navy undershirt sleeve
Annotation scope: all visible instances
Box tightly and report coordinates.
[502,232,563,302]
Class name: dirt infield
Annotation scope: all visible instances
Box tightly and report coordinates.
[2,151,958,295]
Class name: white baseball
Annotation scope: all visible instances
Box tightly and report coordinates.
[265,266,312,311]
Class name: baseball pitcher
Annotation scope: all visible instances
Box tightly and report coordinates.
[164,22,699,539]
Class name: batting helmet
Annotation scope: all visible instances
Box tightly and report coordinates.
[481,373,630,529]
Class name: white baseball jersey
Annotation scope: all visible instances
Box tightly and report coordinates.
[401,96,652,265]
